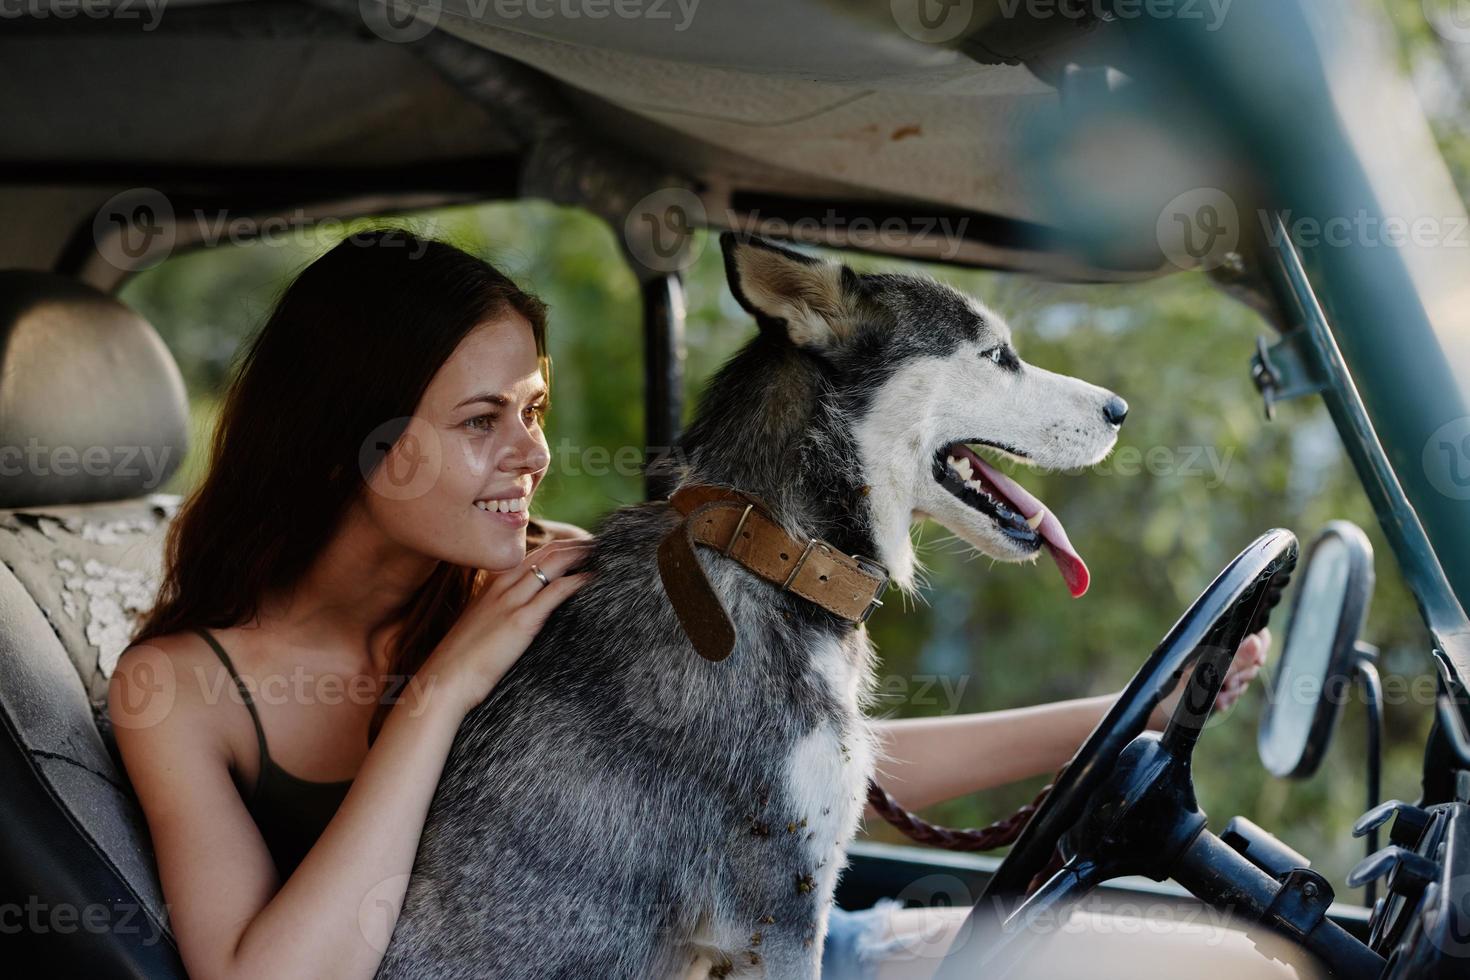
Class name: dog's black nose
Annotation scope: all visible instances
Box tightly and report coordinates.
[1103,396,1129,426]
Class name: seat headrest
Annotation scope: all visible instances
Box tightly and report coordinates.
[0,272,188,509]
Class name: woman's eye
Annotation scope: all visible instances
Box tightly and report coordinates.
[463,414,496,433]
[525,403,548,425]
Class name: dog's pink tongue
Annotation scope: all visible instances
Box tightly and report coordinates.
[970,455,1091,598]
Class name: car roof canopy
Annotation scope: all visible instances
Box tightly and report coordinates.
[3,0,1186,281]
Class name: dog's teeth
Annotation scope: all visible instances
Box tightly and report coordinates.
[949,457,974,480]
[964,479,984,493]
[1025,507,1046,530]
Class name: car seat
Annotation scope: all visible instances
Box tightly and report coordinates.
[0,270,189,977]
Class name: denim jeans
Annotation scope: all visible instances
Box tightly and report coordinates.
[820,897,908,979]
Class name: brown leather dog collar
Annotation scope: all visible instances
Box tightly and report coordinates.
[656,484,889,662]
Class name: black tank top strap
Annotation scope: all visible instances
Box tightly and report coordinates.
[193,627,269,801]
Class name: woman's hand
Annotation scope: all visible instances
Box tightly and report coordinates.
[1147,627,1270,731]
[420,538,594,716]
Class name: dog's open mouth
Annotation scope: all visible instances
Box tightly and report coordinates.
[931,442,1091,598]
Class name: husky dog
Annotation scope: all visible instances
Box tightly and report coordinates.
[376,234,1127,979]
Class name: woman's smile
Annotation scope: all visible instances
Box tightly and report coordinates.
[474,494,531,526]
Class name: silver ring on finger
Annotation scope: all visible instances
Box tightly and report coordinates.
[530,564,551,588]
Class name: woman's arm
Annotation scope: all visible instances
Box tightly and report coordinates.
[863,693,1118,819]
[112,652,467,980]
[862,629,1269,821]
[110,540,591,980]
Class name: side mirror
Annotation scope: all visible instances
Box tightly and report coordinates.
[1257,521,1375,779]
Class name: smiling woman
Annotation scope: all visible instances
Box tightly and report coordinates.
[133,227,560,713]
[109,228,594,980]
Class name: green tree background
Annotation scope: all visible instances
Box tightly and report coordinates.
[119,0,1464,901]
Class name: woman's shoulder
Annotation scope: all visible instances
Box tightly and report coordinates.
[108,629,244,748]
[114,627,225,680]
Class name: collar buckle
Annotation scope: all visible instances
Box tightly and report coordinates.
[852,553,890,625]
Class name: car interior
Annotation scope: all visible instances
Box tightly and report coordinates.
[5,2,1470,978]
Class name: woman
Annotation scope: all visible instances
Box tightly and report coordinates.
[111,229,1268,980]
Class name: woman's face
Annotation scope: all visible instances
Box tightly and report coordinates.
[360,311,551,572]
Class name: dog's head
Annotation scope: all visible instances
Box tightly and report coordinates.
[721,233,1127,598]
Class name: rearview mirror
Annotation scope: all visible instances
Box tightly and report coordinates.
[1257,521,1375,779]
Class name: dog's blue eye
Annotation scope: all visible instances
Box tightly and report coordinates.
[981,345,1019,371]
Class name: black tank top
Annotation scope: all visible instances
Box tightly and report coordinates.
[194,628,353,879]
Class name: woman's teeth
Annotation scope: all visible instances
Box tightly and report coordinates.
[476,497,527,513]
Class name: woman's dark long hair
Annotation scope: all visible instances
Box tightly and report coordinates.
[133,228,550,734]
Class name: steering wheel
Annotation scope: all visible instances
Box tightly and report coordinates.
[935,528,1300,979]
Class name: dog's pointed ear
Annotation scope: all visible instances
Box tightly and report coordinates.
[721,233,859,350]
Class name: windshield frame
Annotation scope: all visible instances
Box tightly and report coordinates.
[1125,0,1470,691]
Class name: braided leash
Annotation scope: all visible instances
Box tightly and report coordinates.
[865,773,1060,852]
